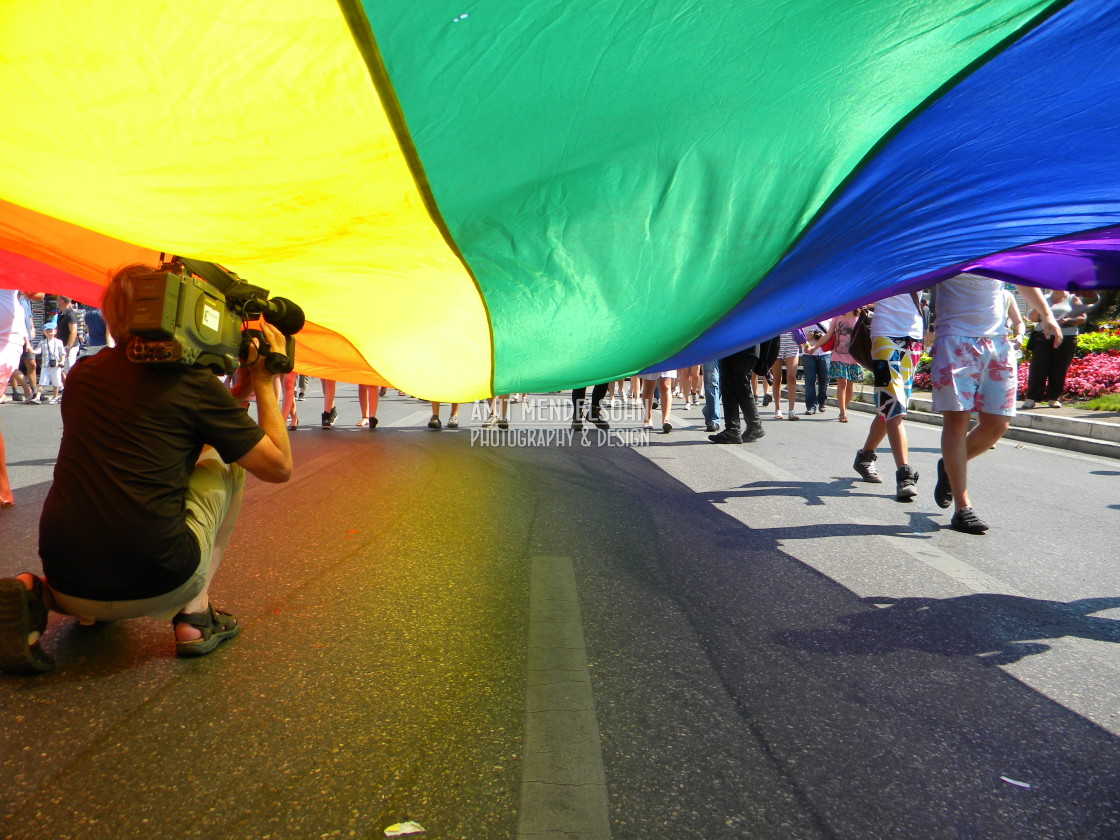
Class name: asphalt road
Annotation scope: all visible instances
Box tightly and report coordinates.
[1,385,1118,839]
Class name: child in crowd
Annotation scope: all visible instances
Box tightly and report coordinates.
[34,325,65,404]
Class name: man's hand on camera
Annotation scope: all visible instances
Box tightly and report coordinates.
[245,322,288,380]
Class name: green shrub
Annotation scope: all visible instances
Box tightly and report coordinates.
[1076,329,1120,357]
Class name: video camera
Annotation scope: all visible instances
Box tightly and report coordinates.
[125,257,304,376]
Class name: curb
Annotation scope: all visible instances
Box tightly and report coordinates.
[826,387,1120,460]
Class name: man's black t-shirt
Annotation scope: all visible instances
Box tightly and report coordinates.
[56,307,79,347]
[40,347,265,600]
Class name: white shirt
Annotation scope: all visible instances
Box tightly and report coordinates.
[934,273,1006,338]
[870,293,923,339]
[0,289,30,369]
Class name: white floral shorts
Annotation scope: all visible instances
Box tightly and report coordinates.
[930,335,1017,416]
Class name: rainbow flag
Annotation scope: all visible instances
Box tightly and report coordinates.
[2,1,1118,400]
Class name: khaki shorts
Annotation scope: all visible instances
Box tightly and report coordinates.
[51,453,244,623]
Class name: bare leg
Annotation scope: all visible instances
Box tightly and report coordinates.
[641,380,655,425]
[941,410,1010,512]
[837,379,852,420]
[883,414,909,468]
[280,371,297,427]
[322,379,336,412]
[0,429,12,506]
[659,376,673,425]
[784,357,798,414]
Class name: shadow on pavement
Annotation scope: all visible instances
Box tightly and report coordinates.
[774,595,1120,665]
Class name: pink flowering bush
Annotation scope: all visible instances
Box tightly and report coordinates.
[1015,349,1120,399]
[913,371,932,391]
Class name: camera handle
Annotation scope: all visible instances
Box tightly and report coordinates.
[240,329,294,375]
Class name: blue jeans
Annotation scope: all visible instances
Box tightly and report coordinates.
[702,361,721,424]
[802,354,831,410]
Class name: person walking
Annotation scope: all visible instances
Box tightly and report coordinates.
[807,310,861,422]
[852,293,925,502]
[929,275,1059,533]
[801,318,832,415]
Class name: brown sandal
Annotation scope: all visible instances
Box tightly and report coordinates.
[0,575,54,673]
[172,605,239,658]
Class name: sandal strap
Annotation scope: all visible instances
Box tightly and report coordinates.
[172,604,235,638]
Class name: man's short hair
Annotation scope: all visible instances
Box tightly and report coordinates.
[57,296,71,305]
[101,264,155,342]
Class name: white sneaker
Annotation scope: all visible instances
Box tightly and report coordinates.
[1021,399,1036,409]
[48,397,59,404]
[1049,400,1062,408]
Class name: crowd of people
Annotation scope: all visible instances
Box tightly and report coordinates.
[0,269,1089,673]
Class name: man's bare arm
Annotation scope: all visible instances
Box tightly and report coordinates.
[235,322,293,483]
[1016,286,1061,348]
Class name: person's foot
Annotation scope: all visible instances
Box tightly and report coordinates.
[950,507,989,534]
[296,391,305,401]
[0,574,54,673]
[805,406,816,415]
[895,465,919,502]
[48,397,59,405]
[817,405,827,412]
[742,424,766,442]
[762,394,773,407]
[838,414,848,422]
[497,417,510,430]
[368,416,378,430]
[428,415,442,430]
[356,417,369,427]
[933,458,952,509]
[853,449,882,483]
[321,407,337,429]
[1021,399,1036,409]
[704,422,719,433]
[482,414,496,428]
[662,421,673,434]
[572,418,584,431]
[708,430,743,444]
[379,387,387,397]
[172,605,239,657]
[447,415,459,429]
[1049,400,1062,408]
[787,412,799,420]
[588,411,610,430]
[774,411,784,420]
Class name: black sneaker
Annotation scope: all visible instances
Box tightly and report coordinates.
[853,449,882,483]
[428,415,442,430]
[933,458,952,509]
[321,406,338,429]
[704,422,719,433]
[588,411,610,430]
[708,430,743,444]
[950,507,989,534]
[762,394,773,407]
[742,425,766,442]
[895,465,919,502]
[368,416,378,431]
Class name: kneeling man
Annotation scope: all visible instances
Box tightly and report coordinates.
[0,265,292,672]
